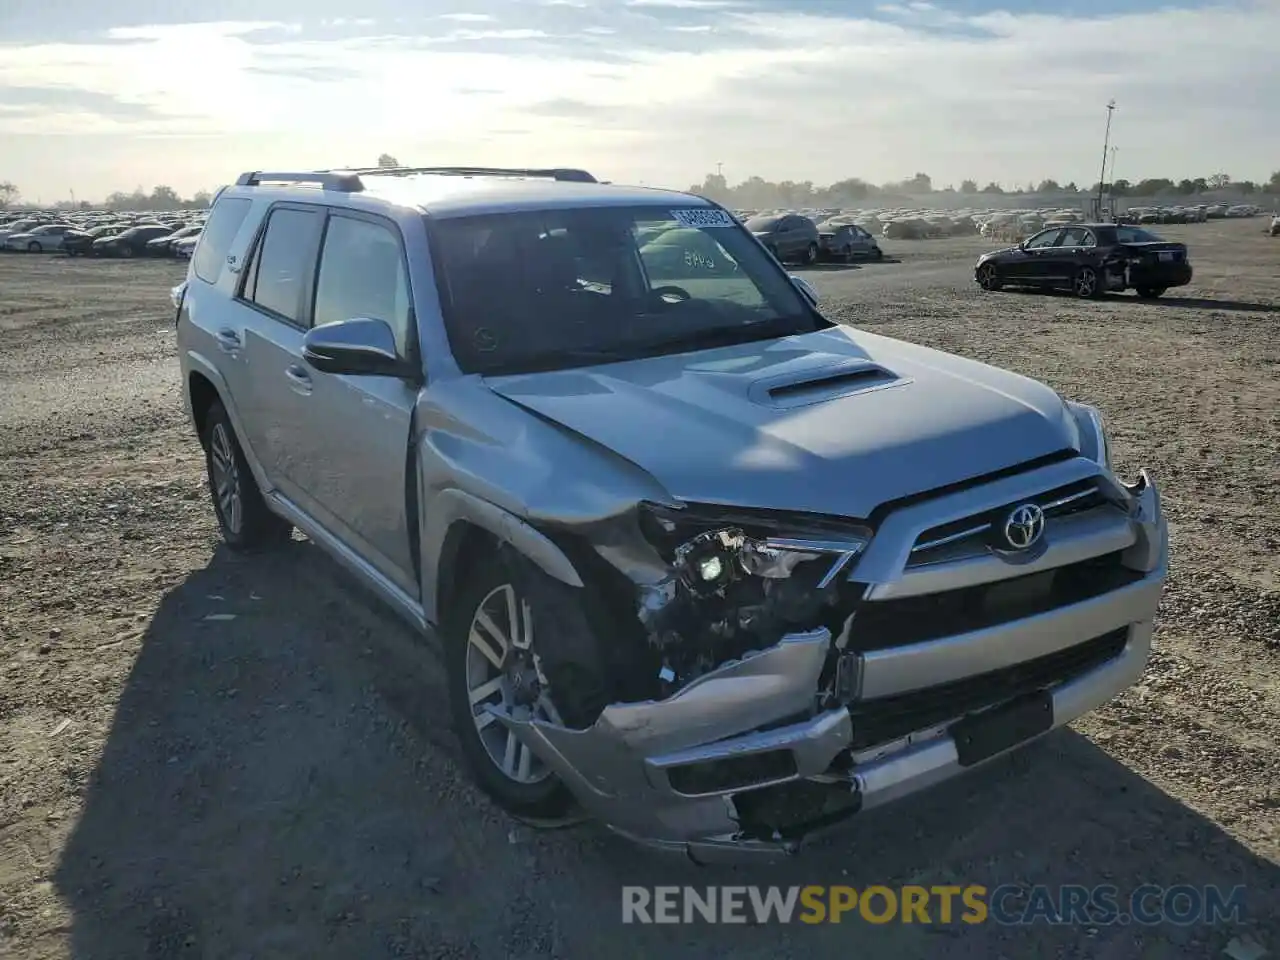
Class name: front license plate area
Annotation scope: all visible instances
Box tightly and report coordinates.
[950,691,1053,767]
[1158,251,1175,261]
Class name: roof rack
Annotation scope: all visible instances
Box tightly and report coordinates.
[234,166,598,194]
[345,166,598,184]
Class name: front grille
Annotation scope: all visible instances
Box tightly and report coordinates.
[850,551,1142,650]
[845,628,1128,750]
[909,478,1108,565]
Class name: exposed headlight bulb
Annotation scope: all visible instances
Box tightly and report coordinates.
[697,555,724,582]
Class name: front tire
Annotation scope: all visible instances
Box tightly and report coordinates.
[28,241,41,253]
[977,262,1003,291]
[201,401,291,550]
[802,242,818,266]
[1072,266,1102,299]
[445,549,610,820]
[120,245,134,258]
[1135,286,1166,299]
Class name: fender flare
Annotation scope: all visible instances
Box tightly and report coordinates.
[183,351,272,494]
[420,487,584,626]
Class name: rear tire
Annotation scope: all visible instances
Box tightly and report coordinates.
[120,245,134,258]
[1072,266,1102,299]
[201,401,292,551]
[445,549,609,820]
[1135,286,1166,299]
[803,242,818,266]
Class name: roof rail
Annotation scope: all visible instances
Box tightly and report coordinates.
[235,171,365,192]
[338,166,598,184]
[235,166,599,194]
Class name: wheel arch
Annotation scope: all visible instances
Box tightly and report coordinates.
[187,370,221,446]
[423,490,585,628]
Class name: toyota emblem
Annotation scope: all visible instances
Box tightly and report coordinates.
[1002,503,1045,550]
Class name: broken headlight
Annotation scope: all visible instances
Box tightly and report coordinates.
[639,501,872,587]
[1065,400,1112,469]
[635,503,872,691]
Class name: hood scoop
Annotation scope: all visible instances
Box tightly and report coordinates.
[749,361,908,410]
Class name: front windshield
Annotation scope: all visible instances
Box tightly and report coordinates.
[430,205,826,376]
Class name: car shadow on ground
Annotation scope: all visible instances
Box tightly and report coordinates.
[55,543,1280,958]
[1120,295,1280,313]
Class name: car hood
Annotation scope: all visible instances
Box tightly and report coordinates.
[485,326,1080,519]
[979,246,1018,261]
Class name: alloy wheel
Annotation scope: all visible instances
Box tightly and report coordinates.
[208,422,243,535]
[1074,267,1098,298]
[465,583,562,785]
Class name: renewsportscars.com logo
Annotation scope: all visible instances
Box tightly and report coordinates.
[621,884,1248,926]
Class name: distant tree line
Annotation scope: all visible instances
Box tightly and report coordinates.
[0,181,213,211]
[687,170,1280,208]
[4,164,1279,212]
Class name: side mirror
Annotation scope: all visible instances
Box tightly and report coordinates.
[302,317,418,380]
[790,274,819,306]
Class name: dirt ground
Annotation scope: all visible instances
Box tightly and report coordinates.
[1,219,1277,959]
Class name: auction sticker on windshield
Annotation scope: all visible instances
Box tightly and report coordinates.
[672,208,736,228]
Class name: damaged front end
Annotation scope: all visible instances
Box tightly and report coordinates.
[489,471,1168,861]
[492,502,874,858]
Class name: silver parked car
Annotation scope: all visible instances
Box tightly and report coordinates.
[174,166,1168,861]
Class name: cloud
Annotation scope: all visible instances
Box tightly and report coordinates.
[2,1,1279,200]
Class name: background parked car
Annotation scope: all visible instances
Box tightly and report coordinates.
[93,224,174,258]
[145,224,202,257]
[3,223,76,252]
[173,234,200,260]
[62,224,127,256]
[816,222,883,262]
[744,213,820,264]
[0,218,50,247]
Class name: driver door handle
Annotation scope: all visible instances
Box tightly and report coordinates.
[284,364,313,396]
[215,328,242,353]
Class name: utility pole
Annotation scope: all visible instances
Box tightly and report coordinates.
[716,161,723,179]
[1108,146,1118,187]
[1096,99,1116,216]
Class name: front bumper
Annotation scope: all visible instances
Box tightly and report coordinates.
[498,470,1169,861]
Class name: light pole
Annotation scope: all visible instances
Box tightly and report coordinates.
[1108,146,1118,187]
[1096,99,1116,215]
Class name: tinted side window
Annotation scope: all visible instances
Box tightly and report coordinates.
[243,207,324,324]
[313,215,412,350]
[194,197,252,284]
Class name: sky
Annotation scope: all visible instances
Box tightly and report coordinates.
[2,0,1279,202]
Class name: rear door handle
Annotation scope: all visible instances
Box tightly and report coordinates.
[215,329,242,353]
[284,364,313,395]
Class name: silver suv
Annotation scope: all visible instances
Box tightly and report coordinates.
[175,166,1168,861]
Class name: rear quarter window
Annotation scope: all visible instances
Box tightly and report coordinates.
[194,196,253,284]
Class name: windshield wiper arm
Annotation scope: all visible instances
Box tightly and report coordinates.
[626,317,801,356]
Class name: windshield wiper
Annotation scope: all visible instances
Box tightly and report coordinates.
[482,345,644,375]
[623,317,804,357]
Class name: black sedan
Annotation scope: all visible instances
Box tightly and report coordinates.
[63,224,128,256]
[145,224,201,257]
[975,223,1192,299]
[92,224,174,258]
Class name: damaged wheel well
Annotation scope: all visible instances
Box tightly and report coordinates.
[437,521,500,622]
